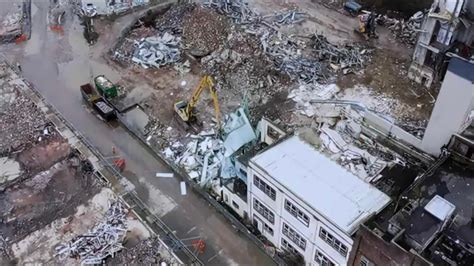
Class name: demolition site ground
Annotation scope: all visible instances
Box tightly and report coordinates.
[0,63,176,264]
[108,0,436,142]
[0,0,442,264]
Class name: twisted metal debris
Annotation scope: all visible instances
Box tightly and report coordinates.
[204,0,370,84]
[203,0,260,24]
[132,32,181,68]
[55,201,128,264]
[311,34,371,70]
[381,11,424,46]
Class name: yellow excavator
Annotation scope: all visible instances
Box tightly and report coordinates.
[174,75,221,128]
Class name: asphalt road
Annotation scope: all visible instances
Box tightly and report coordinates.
[0,1,273,265]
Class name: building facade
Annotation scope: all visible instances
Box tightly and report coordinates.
[246,135,391,265]
[408,0,473,87]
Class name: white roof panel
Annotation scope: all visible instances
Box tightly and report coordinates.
[251,135,391,234]
[424,195,456,221]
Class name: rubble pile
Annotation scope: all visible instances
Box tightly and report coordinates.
[0,92,48,155]
[270,9,306,26]
[182,7,230,57]
[155,3,196,34]
[132,32,181,68]
[205,0,369,85]
[113,26,156,63]
[382,11,424,45]
[201,31,286,105]
[106,237,172,265]
[55,201,128,264]
[203,0,260,24]
[311,34,372,74]
[168,133,225,187]
[0,4,23,43]
[113,3,195,64]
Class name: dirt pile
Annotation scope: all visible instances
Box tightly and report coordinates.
[182,7,230,57]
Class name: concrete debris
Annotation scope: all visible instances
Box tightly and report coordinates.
[155,172,174,178]
[0,3,23,43]
[174,135,224,187]
[132,32,181,68]
[311,34,372,74]
[182,7,229,57]
[319,124,389,182]
[204,0,261,24]
[0,78,50,154]
[270,10,306,26]
[180,181,187,195]
[204,0,306,27]
[106,237,172,265]
[223,107,257,156]
[55,201,128,264]
[0,157,21,184]
[381,11,424,46]
[288,83,341,118]
[173,60,191,74]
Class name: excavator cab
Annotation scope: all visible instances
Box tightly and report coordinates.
[174,100,192,122]
[174,75,221,129]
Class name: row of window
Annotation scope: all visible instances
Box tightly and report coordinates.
[251,176,348,260]
[253,198,275,224]
[281,238,301,257]
[319,228,348,257]
[284,199,310,227]
[282,239,338,266]
[315,249,335,266]
[254,175,276,200]
[282,223,307,250]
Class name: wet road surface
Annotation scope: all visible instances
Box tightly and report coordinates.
[0,1,273,265]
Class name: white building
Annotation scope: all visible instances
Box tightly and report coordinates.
[246,135,391,265]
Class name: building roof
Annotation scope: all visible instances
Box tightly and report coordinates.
[424,195,456,221]
[251,135,391,234]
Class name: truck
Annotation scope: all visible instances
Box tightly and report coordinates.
[94,75,118,98]
[80,83,116,121]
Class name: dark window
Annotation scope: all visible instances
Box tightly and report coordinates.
[314,249,335,266]
[253,198,275,224]
[319,228,348,257]
[281,238,301,257]
[263,223,274,236]
[284,199,310,227]
[282,223,306,250]
[253,175,276,200]
[232,200,239,209]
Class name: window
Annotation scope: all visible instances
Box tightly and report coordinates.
[239,168,247,177]
[319,228,348,257]
[360,256,374,266]
[253,215,273,236]
[253,198,275,224]
[263,223,274,236]
[284,199,310,227]
[281,238,301,256]
[253,175,276,200]
[315,249,335,266]
[282,223,306,250]
[232,201,239,209]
